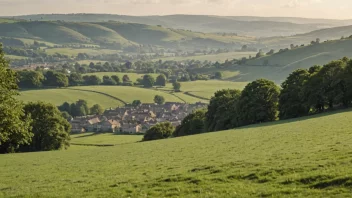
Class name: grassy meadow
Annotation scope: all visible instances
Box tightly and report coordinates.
[83,72,159,83]
[168,80,248,100]
[45,48,121,56]
[71,133,142,146]
[18,88,124,109]
[1,110,352,197]
[155,52,256,62]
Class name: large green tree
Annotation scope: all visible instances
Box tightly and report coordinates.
[0,44,32,153]
[154,95,165,105]
[206,89,241,132]
[143,122,175,141]
[90,104,104,115]
[237,79,280,126]
[23,102,71,151]
[174,109,206,137]
[279,69,310,119]
[173,81,181,92]
[17,70,44,88]
[155,74,167,87]
[143,74,155,88]
[68,73,83,86]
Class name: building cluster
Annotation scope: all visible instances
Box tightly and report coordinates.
[70,102,207,134]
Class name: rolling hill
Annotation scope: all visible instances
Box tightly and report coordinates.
[0,21,255,49]
[11,14,352,37]
[1,109,351,197]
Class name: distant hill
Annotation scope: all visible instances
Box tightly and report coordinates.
[9,14,349,37]
[262,25,352,49]
[0,21,255,49]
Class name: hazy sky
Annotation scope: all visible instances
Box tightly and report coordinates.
[0,0,351,19]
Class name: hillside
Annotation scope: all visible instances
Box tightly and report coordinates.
[262,25,352,48]
[1,109,352,197]
[0,21,255,49]
[11,14,350,37]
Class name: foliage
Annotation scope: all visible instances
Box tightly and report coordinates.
[206,89,242,132]
[17,70,44,88]
[22,102,71,151]
[279,69,310,119]
[173,81,181,92]
[44,71,69,88]
[214,71,223,79]
[90,104,104,115]
[154,95,165,105]
[132,100,141,107]
[155,74,167,87]
[0,44,32,153]
[111,75,121,85]
[102,75,117,85]
[83,75,101,85]
[142,74,155,88]
[143,122,175,141]
[237,79,280,126]
[174,109,206,137]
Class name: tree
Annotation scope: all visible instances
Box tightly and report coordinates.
[0,44,32,153]
[155,74,167,86]
[142,74,155,88]
[237,79,280,126]
[90,104,104,115]
[173,81,181,92]
[206,89,241,132]
[17,70,44,88]
[111,75,121,85]
[214,72,223,79]
[61,111,72,121]
[68,73,83,86]
[83,75,101,85]
[44,71,68,87]
[279,69,310,119]
[102,75,117,85]
[58,102,71,114]
[23,102,71,152]
[266,49,275,55]
[122,75,130,83]
[143,122,175,141]
[132,100,141,107]
[154,95,165,105]
[174,109,206,137]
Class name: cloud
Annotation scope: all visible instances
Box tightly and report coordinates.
[283,0,323,8]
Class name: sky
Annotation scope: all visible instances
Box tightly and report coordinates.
[0,0,351,19]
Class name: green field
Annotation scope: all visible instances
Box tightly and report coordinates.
[168,80,248,100]
[45,48,121,56]
[19,88,124,109]
[155,52,256,62]
[5,54,27,60]
[83,72,159,83]
[71,133,142,146]
[1,110,352,197]
[71,86,185,104]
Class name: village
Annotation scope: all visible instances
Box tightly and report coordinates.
[69,102,207,134]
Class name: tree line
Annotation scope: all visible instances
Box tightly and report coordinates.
[143,57,352,141]
[0,44,71,153]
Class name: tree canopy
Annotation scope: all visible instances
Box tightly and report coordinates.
[154,95,165,105]
[143,122,175,141]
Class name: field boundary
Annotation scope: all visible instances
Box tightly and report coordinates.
[184,92,210,101]
[68,88,127,105]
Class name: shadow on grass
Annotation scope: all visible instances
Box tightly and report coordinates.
[236,108,352,131]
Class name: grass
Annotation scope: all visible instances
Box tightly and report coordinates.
[5,54,27,60]
[71,133,142,146]
[155,52,256,62]
[1,110,352,197]
[18,88,124,109]
[45,48,121,56]
[83,72,159,83]
[168,80,248,100]
[70,86,185,104]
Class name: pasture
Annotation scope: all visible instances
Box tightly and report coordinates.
[71,133,142,146]
[83,72,159,83]
[1,110,352,197]
[71,86,185,104]
[168,80,248,100]
[155,52,256,63]
[45,48,121,56]
[18,88,124,109]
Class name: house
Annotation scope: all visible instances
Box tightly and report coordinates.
[99,120,121,132]
[71,123,86,134]
[84,117,101,132]
[120,124,143,134]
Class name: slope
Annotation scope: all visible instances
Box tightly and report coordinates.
[1,109,352,197]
